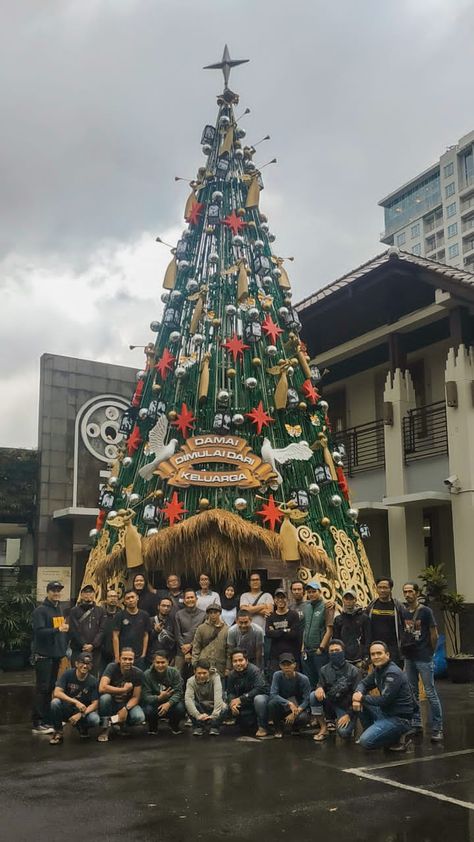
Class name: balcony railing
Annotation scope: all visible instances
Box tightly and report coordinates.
[333,419,385,476]
[403,401,448,463]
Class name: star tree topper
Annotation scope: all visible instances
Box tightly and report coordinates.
[246,401,274,435]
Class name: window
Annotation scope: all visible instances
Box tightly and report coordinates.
[446,202,456,218]
[444,162,454,178]
[411,223,420,238]
[397,232,406,246]
[412,244,421,255]
[461,148,473,183]
[445,182,455,198]
[448,243,459,258]
[447,222,458,238]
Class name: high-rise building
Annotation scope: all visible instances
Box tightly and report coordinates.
[379,130,474,271]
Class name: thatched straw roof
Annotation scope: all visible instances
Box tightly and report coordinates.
[98,509,334,581]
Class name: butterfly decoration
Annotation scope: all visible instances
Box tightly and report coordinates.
[285,423,302,438]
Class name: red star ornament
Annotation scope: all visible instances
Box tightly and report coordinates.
[256,494,284,531]
[186,201,204,226]
[336,465,349,500]
[301,379,320,404]
[127,424,142,455]
[155,348,175,381]
[222,333,250,362]
[222,210,246,236]
[262,314,284,345]
[163,491,187,526]
[245,401,274,435]
[131,379,144,407]
[171,402,196,438]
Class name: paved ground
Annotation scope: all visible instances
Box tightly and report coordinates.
[1,681,473,842]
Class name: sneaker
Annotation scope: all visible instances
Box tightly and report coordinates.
[32,724,54,735]
[388,731,413,752]
[192,727,204,737]
[274,730,283,739]
[209,727,220,736]
[170,728,182,735]
[184,716,192,728]
[255,728,268,738]
[431,730,444,742]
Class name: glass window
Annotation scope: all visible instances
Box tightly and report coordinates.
[461,149,473,183]
[383,171,441,236]
[411,223,420,239]
[447,223,458,238]
[412,244,421,256]
[446,202,456,218]
[397,232,406,246]
[443,162,454,178]
[448,243,459,258]
[445,182,455,198]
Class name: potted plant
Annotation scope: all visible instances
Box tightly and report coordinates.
[0,573,37,671]
[419,564,474,683]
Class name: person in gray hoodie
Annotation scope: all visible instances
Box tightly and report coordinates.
[185,660,226,736]
[174,590,206,679]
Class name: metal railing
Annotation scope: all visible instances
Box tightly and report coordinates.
[333,419,385,476]
[403,401,448,463]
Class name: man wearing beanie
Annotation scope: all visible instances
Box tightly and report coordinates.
[192,603,228,679]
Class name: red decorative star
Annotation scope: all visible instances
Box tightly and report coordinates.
[222,333,249,362]
[262,314,284,345]
[245,401,274,435]
[222,210,246,237]
[131,379,144,407]
[256,494,284,531]
[336,465,349,500]
[186,201,204,226]
[301,379,320,405]
[171,403,196,439]
[155,348,176,381]
[127,424,142,455]
[162,492,187,527]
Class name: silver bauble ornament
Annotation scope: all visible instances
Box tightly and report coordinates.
[138,408,149,420]
[308,483,320,495]
[193,333,204,346]
[236,127,246,139]
[186,279,199,294]
[248,307,259,321]
[108,475,119,486]
[254,239,264,249]
[219,115,230,128]
[122,456,132,468]
[212,190,223,203]
[89,528,98,539]
[332,451,343,466]
[260,222,269,233]
[262,275,272,288]
[268,233,276,243]
[245,160,256,171]
[287,366,294,377]
[147,527,158,536]
[245,376,258,389]
[170,290,183,302]
[202,144,212,155]
[273,268,282,279]
[266,344,278,357]
[235,148,244,159]
[278,306,289,318]
[169,331,181,343]
[178,259,190,270]
[318,400,329,413]
[232,235,244,247]
[129,493,140,504]
[225,304,237,317]
[330,494,343,507]
[209,251,219,264]
[107,510,118,520]
[136,370,146,381]
[175,365,186,379]
[150,321,160,332]
[347,508,359,521]
[161,292,170,304]
[234,497,248,512]
[232,412,245,426]
[217,389,230,405]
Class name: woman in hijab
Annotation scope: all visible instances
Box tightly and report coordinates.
[220,583,239,627]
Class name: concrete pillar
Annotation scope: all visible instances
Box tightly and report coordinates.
[445,345,474,601]
[383,369,425,587]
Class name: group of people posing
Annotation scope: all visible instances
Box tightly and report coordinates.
[31,571,444,750]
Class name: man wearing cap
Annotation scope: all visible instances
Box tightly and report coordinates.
[49,653,100,745]
[302,581,335,688]
[265,589,300,675]
[333,589,371,666]
[268,653,311,738]
[31,581,69,735]
[68,584,106,676]
[191,603,228,679]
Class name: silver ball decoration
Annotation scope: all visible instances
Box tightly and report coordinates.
[234,497,248,512]
[318,400,329,413]
[212,190,223,203]
[147,528,158,536]
[248,307,259,321]
[232,412,245,426]
[178,259,190,270]
[236,128,246,139]
[235,148,244,159]
[330,494,343,507]
[209,251,219,264]
[254,239,264,249]
[170,290,183,302]
[150,320,160,332]
[268,233,276,243]
[232,235,244,247]
[284,289,293,300]
[182,229,191,238]
[108,475,119,487]
[175,365,186,380]
[129,493,140,504]
[89,528,98,539]
[217,389,230,405]
[347,508,359,521]
[202,144,212,155]
[245,160,256,171]
[332,451,343,466]
[260,222,269,233]
[287,366,294,377]
[266,344,278,357]
[269,480,280,491]
[161,292,170,304]
[186,279,199,294]
[193,333,204,346]
[138,408,149,420]
[136,370,146,381]
[169,331,181,343]
[225,304,237,317]
[245,376,258,389]
[308,483,320,495]
[220,115,230,128]
[107,510,118,520]
[278,306,289,318]
[122,456,132,468]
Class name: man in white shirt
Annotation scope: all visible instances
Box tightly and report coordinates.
[196,573,222,612]
[239,572,273,632]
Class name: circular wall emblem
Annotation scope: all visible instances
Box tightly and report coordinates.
[80,397,129,463]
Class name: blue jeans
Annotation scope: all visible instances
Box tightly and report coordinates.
[50,698,100,733]
[303,650,328,689]
[358,700,411,749]
[267,697,310,730]
[309,692,355,739]
[188,700,227,730]
[99,694,145,726]
[404,658,443,731]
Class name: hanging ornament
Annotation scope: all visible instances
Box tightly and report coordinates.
[150,320,160,332]
[169,331,181,344]
[289,489,310,510]
[163,256,178,291]
[314,465,332,485]
[222,210,246,237]
[256,494,283,530]
[320,517,331,528]
[267,360,293,410]
[225,304,237,317]
[245,376,258,390]
[308,482,320,496]
[298,401,307,411]
[98,489,115,510]
[122,456,133,468]
[143,503,159,525]
[271,256,292,290]
[171,403,196,439]
[127,424,142,456]
[252,357,262,367]
[199,498,210,511]
[227,367,237,379]
[311,432,338,481]
[285,423,302,438]
[222,333,250,362]
[119,407,138,436]
[217,389,230,406]
[188,284,208,335]
[174,366,186,380]
[279,514,300,561]
[262,314,284,345]
[286,388,299,409]
[232,412,245,426]
[212,189,223,203]
[186,201,204,226]
[198,352,211,403]
[266,344,278,358]
[246,401,274,434]
[163,492,187,526]
[138,408,148,420]
[253,255,272,277]
[336,465,350,500]
[154,348,176,381]
[244,321,262,344]
[131,379,145,408]
[301,379,320,405]
[213,411,232,433]
[216,155,231,179]
[234,497,248,512]
[201,125,216,145]
[186,279,199,294]
[347,507,359,522]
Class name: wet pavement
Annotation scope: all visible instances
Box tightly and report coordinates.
[1,681,473,842]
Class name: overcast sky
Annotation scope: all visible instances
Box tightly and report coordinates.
[1,0,473,448]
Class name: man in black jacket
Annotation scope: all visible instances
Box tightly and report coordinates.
[31,581,69,734]
[365,578,404,666]
[226,649,269,737]
[310,639,360,741]
[69,585,106,676]
[100,588,120,674]
[265,589,300,675]
[333,589,371,665]
[352,640,415,750]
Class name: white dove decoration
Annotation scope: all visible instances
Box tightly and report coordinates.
[138,414,178,481]
[261,437,313,485]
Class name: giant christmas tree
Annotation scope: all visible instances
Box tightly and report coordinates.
[84,47,376,604]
